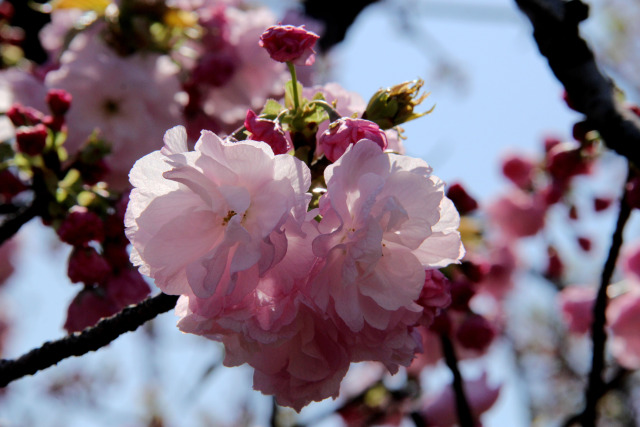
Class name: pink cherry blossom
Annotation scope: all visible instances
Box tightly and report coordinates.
[487,190,546,240]
[310,140,464,332]
[302,83,405,156]
[318,117,388,162]
[607,288,640,369]
[621,240,640,283]
[125,125,311,301]
[420,372,501,426]
[558,286,595,335]
[191,6,288,133]
[45,33,184,189]
[259,25,320,66]
[501,152,536,189]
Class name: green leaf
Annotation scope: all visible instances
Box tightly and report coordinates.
[284,80,303,110]
[261,99,285,119]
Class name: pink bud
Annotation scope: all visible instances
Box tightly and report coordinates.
[319,118,387,162]
[558,286,595,335]
[6,103,42,127]
[67,247,111,285]
[0,169,27,203]
[501,153,535,189]
[192,50,237,87]
[103,269,150,308]
[546,141,591,184]
[625,175,640,210]
[593,197,612,212]
[577,236,592,252]
[15,124,48,156]
[449,279,475,311]
[64,288,119,333]
[46,89,72,116]
[456,314,495,352]
[259,24,320,66]
[446,182,478,215]
[418,269,452,326]
[57,208,105,247]
[42,114,65,132]
[545,246,563,280]
[244,110,291,154]
[544,136,562,153]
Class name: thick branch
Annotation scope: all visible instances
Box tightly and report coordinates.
[515,0,640,167]
[564,171,632,427]
[0,292,179,387]
[440,334,475,427]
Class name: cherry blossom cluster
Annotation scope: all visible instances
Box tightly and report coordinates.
[125,24,464,410]
[1,88,150,333]
[1,0,301,190]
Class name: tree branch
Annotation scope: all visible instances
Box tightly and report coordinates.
[0,292,179,387]
[0,199,40,246]
[440,334,475,427]
[515,0,640,167]
[563,171,632,427]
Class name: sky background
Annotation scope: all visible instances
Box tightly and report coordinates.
[1,0,633,425]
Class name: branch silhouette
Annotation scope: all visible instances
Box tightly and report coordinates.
[515,0,640,168]
[0,292,179,387]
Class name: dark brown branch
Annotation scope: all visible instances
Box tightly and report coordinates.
[0,200,40,246]
[515,0,640,168]
[440,334,475,427]
[0,292,179,387]
[563,172,633,427]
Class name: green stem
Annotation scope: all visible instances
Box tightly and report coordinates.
[307,100,342,122]
[287,62,300,112]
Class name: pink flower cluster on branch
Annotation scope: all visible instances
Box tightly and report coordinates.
[126,126,464,410]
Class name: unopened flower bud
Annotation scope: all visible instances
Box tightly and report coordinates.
[546,141,591,184]
[6,103,42,127]
[626,175,640,210]
[577,236,591,252]
[259,24,319,66]
[446,182,478,215]
[46,89,72,116]
[501,154,535,189]
[68,247,111,285]
[456,314,495,351]
[64,287,119,333]
[363,79,434,130]
[244,110,291,154]
[103,269,150,308]
[192,51,237,87]
[57,208,105,246]
[318,117,387,162]
[15,124,47,156]
[594,197,612,212]
[0,169,27,202]
[545,246,563,280]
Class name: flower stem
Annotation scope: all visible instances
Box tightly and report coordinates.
[287,62,300,112]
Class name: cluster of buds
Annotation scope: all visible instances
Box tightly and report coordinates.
[58,198,150,334]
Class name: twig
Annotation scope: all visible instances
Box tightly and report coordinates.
[563,171,633,427]
[0,292,179,387]
[0,200,40,246]
[440,334,475,427]
[515,0,640,168]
